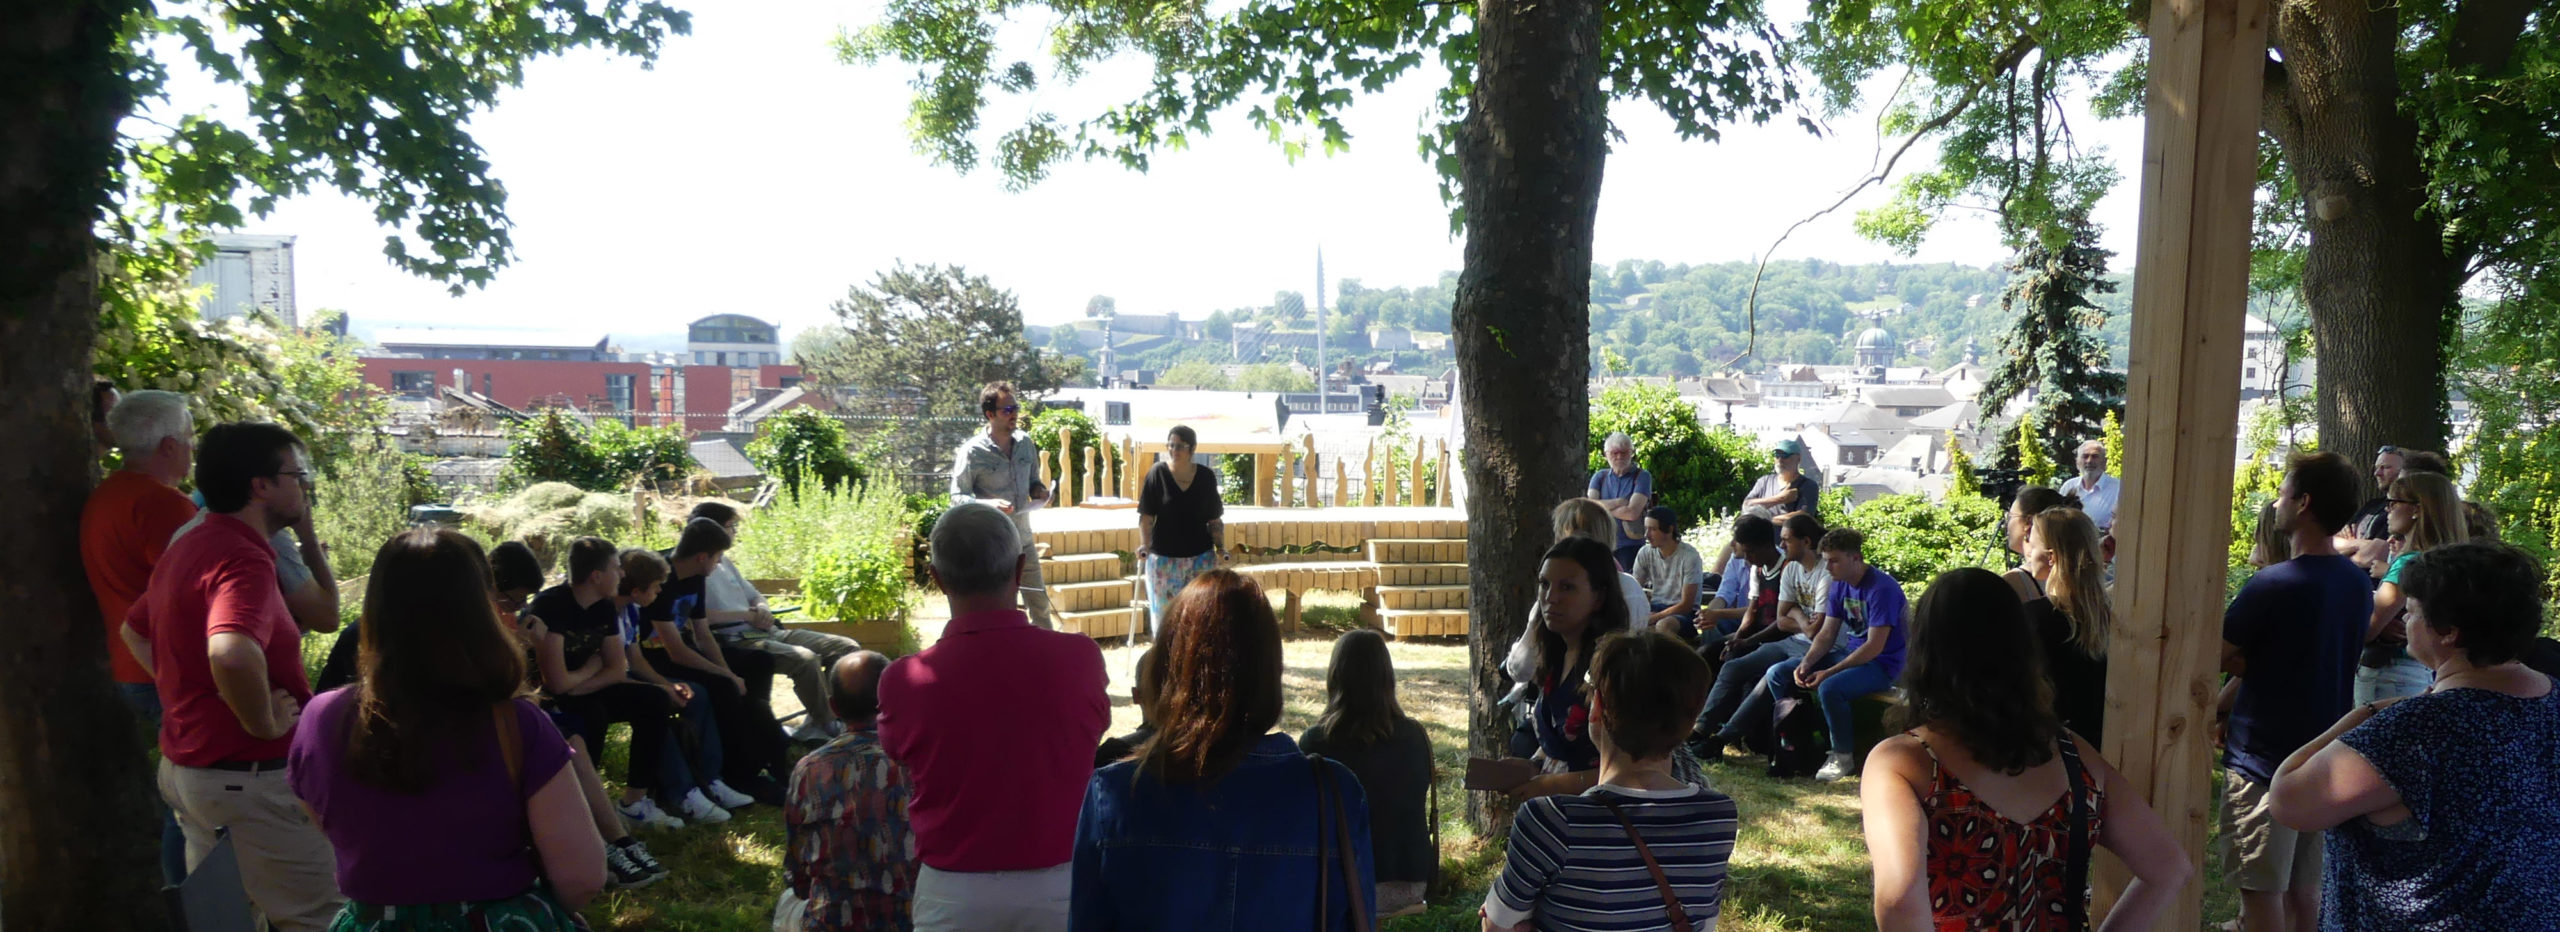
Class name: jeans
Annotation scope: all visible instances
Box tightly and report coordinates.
[2354,656,2432,704]
[550,683,673,791]
[1697,638,1812,737]
[655,686,723,808]
[1719,645,1846,746]
[1760,654,1895,755]
[648,647,787,786]
[119,682,187,887]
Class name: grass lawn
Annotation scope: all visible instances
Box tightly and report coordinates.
[314,591,2243,930]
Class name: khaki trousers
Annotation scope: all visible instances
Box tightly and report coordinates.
[159,758,344,932]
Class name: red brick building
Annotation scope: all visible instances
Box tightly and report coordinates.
[360,356,804,434]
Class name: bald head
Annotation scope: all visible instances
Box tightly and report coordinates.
[830,650,891,724]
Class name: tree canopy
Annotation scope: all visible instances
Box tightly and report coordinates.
[800,263,1081,418]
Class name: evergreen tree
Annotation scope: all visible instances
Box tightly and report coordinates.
[1979,213,2125,472]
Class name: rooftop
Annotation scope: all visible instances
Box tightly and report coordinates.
[374,328,607,351]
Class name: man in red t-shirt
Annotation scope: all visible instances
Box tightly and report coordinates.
[79,389,199,884]
[124,422,342,930]
[879,503,1107,931]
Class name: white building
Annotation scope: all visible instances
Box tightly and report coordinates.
[191,233,297,327]
[686,314,782,367]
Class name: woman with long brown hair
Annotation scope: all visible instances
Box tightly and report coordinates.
[1070,570,1375,930]
[2361,471,2470,703]
[288,528,606,929]
[2020,507,2114,743]
[1300,629,1435,918]
[1863,568,2189,930]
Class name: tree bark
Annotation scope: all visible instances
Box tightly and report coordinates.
[0,3,170,926]
[2271,0,2458,474]
[1453,0,1608,832]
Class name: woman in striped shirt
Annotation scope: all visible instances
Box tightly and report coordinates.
[1483,631,1738,932]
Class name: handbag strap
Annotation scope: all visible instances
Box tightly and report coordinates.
[1596,795,1694,932]
[2056,735,2092,931]
[1308,755,1373,932]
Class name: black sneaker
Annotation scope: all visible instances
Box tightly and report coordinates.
[605,843,661,889]
[1685,731,1727,763]
[618,839,667,879]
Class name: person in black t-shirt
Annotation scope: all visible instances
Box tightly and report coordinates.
[528,537,688,822]
[641,519,788,803]
[1137,425,1227,638]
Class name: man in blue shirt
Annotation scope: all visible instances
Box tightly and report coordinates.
[2218,451,2372,932]
[1587,432,1653,571]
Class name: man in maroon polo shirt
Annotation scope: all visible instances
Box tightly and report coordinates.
[123,422,341,930]
[879,502,1107,931]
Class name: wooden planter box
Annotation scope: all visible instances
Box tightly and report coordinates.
[753,578,915,656]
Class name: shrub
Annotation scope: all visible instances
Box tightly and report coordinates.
[728,483,909,584]
[503,409,693,492]
[314,440,443,578]
[464,482,633,569]
[1022,403,1121,500]
[803,538,908,623]
[1587,381,1762,525]
[746,407,866,502]
[1829,490,2007,585]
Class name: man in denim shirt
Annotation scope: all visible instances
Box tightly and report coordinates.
[949,381,1054,628]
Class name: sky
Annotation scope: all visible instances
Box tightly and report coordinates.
[153,1,2148,342]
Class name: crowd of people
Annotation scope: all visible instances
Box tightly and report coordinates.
[82,373,2560,931]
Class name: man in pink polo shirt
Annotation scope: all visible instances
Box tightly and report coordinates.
[879,502,1107,931]
[123,422,341,930]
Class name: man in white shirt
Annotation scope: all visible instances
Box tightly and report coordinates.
[1688,512,1829,761]
[690,502,862,742]
[1632,507,1706,639]
[2058,439,2121,530]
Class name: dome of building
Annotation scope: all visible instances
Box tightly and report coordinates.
[1855,327,1894,350]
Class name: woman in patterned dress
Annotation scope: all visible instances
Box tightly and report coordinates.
[1138,424,1227,637]
[1861,567,2190,930]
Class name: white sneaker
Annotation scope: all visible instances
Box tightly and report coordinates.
[1814,752,1857,783]
[617,797,685,832]
[705,779,756,810]
[679,787,733,824]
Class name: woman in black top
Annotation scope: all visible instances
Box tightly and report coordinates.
[1138,424,1227,636]
[1300,629,1436,918]
[2020,506,2113,743]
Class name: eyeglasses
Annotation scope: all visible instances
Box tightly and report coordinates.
[997,405,1020,415]
[275,469,315,487]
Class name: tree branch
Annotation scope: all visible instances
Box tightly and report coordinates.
[1726,35,2038,368]
[2447,0,2541,76]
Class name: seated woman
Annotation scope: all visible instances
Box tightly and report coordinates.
[2270,543,2560,929]
[1491,536,1716,799]
[1300,629,1435,919]
[288,529,607,926]
[1862,567,2189,931]
[1071,570,1375,930]
[1483,630,1738,932]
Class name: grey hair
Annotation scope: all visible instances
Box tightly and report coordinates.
[108,390,194,454]
[1603,431,1634,452]
[2078,439,2108,455]
[930,502,1023,596]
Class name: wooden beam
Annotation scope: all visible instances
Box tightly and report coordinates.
[1304,434,1321,507]
[2107,0,2267,926]
[1411,437,1429,506]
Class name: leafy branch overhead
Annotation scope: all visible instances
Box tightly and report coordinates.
[838,0,1798,205]
[119,1,692,291]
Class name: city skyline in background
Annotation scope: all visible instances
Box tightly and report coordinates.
[149,0,2148,344]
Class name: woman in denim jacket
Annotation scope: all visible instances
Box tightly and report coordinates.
[1070,570,1377,930]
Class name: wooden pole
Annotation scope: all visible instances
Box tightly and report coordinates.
[2106,0,2266,925]
[1335,459,1349,509]
[1057,427,1075,507]
[1124,436,1139,499]
[1438,446,1455,507]
[1364,439,1379,506]
[1411,436,1429,506]
[1304,434,1321,507]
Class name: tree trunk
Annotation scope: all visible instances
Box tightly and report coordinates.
[0,3,169,926]
[2270,0,2457,479]
[1453,0,1608,833]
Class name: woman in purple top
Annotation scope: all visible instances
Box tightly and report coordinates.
[289,528,607,929]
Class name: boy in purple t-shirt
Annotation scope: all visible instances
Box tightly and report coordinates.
[1757,528,1905,782]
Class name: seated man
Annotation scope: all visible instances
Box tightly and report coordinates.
[1633,506,1706,639]
[691,502,862,743]
[1688,513,1827,760]
[1696,516,1783,644]
[784,651,918,932]
[1756,528,1906,783]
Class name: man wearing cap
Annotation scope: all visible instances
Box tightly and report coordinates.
[1741,438,1820,519]
[1587,431,1655,571]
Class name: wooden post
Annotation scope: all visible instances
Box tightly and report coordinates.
[1304,434,1321,507]
[1363,439,1379,506]
[1057,427,1076,507]
[1438,446,1455,507]
[1253,453,1274,507]
[1124,436,1139,499]
[2106,0,2267,925]
[1335,459,1349,509]
[1379,445,1398,507]
[1082,445,1099,507]
[1410,436,1429,506]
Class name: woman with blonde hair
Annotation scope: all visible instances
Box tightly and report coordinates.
[2361,471,2469,703]
[2021,508,2114,743]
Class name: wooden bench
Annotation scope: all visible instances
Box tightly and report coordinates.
[1232,562,1382,633]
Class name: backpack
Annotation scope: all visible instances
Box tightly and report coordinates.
[1767,694,1830,779]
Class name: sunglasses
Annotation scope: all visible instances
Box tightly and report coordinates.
[996,405,1020,415]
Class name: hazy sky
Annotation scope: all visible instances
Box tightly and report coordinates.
[157,1,2147,340]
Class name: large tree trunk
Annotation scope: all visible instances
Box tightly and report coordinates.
[0,3,169,926]
[1453,0,1608,832]
[2268,0,2458,476]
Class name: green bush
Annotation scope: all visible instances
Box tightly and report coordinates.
[746,408,866,502]
[728,483,909,584]
[1588,381,1763,525]
[803,539,908,623]
[503,409,693,492]
[315,439,442,578]
[1022,403,1121,499]
[1829,489,2007,586]
[906,495,950,586]
[464,482,633,569]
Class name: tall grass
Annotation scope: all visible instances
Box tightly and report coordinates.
[727,482,909,584]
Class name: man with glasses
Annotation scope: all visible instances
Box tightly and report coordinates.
[950,381,1055,628]
[122,423,343,930]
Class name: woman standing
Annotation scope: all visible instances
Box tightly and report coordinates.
[1999,487,2077,604]
[1300,629,1435,919]
[289,528,606,929]
[2269,543,2560,929]
[2359,471,2469,703]
[1138,425,1227,637]
[1071,570,1374,930]
[1863,568,2189,931]
[2019,508,2114,744]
